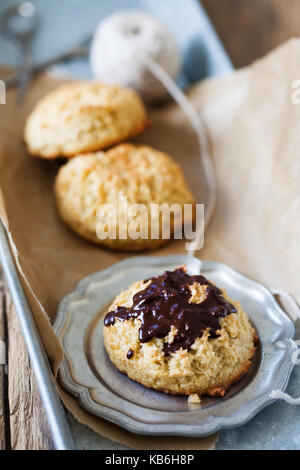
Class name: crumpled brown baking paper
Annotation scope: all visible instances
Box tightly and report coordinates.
[0,38,299,449]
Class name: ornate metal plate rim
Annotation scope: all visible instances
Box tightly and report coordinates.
[54,255,295,437]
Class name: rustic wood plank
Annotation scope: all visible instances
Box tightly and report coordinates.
[0,271,54,450]
[202,0,300,68]
[0,281,6,450]
[0,369,4,451]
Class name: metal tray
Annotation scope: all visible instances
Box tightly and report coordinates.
[54,255,295,437]
[0,0,234,449]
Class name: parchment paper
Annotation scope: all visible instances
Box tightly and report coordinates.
[0,38,299,449]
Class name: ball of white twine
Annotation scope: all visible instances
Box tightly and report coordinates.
[90,10,181,103]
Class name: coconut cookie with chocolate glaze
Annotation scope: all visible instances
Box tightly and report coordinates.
[24,81,148,158]
[103,267,257,396]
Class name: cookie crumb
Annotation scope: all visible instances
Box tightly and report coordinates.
[188,393,201,404]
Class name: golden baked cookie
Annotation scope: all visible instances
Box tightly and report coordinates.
[103,267,257,396]
[55,143,195,251]
[24,81,148,158]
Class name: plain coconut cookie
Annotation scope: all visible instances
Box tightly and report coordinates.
[103,267,257,396]
[24,81,149,158]
[54,143,195,251]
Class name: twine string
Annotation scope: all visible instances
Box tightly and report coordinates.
[144,55,217,254]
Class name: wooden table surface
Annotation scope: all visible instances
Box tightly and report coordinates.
[1,0,300,450]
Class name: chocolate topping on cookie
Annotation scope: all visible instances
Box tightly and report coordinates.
[104,268,236,355]
[127,349,134,359]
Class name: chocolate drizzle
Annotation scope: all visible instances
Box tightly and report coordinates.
[127,348,134,359]
[104,268,237,355]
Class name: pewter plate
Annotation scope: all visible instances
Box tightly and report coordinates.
[54,255,295,437]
